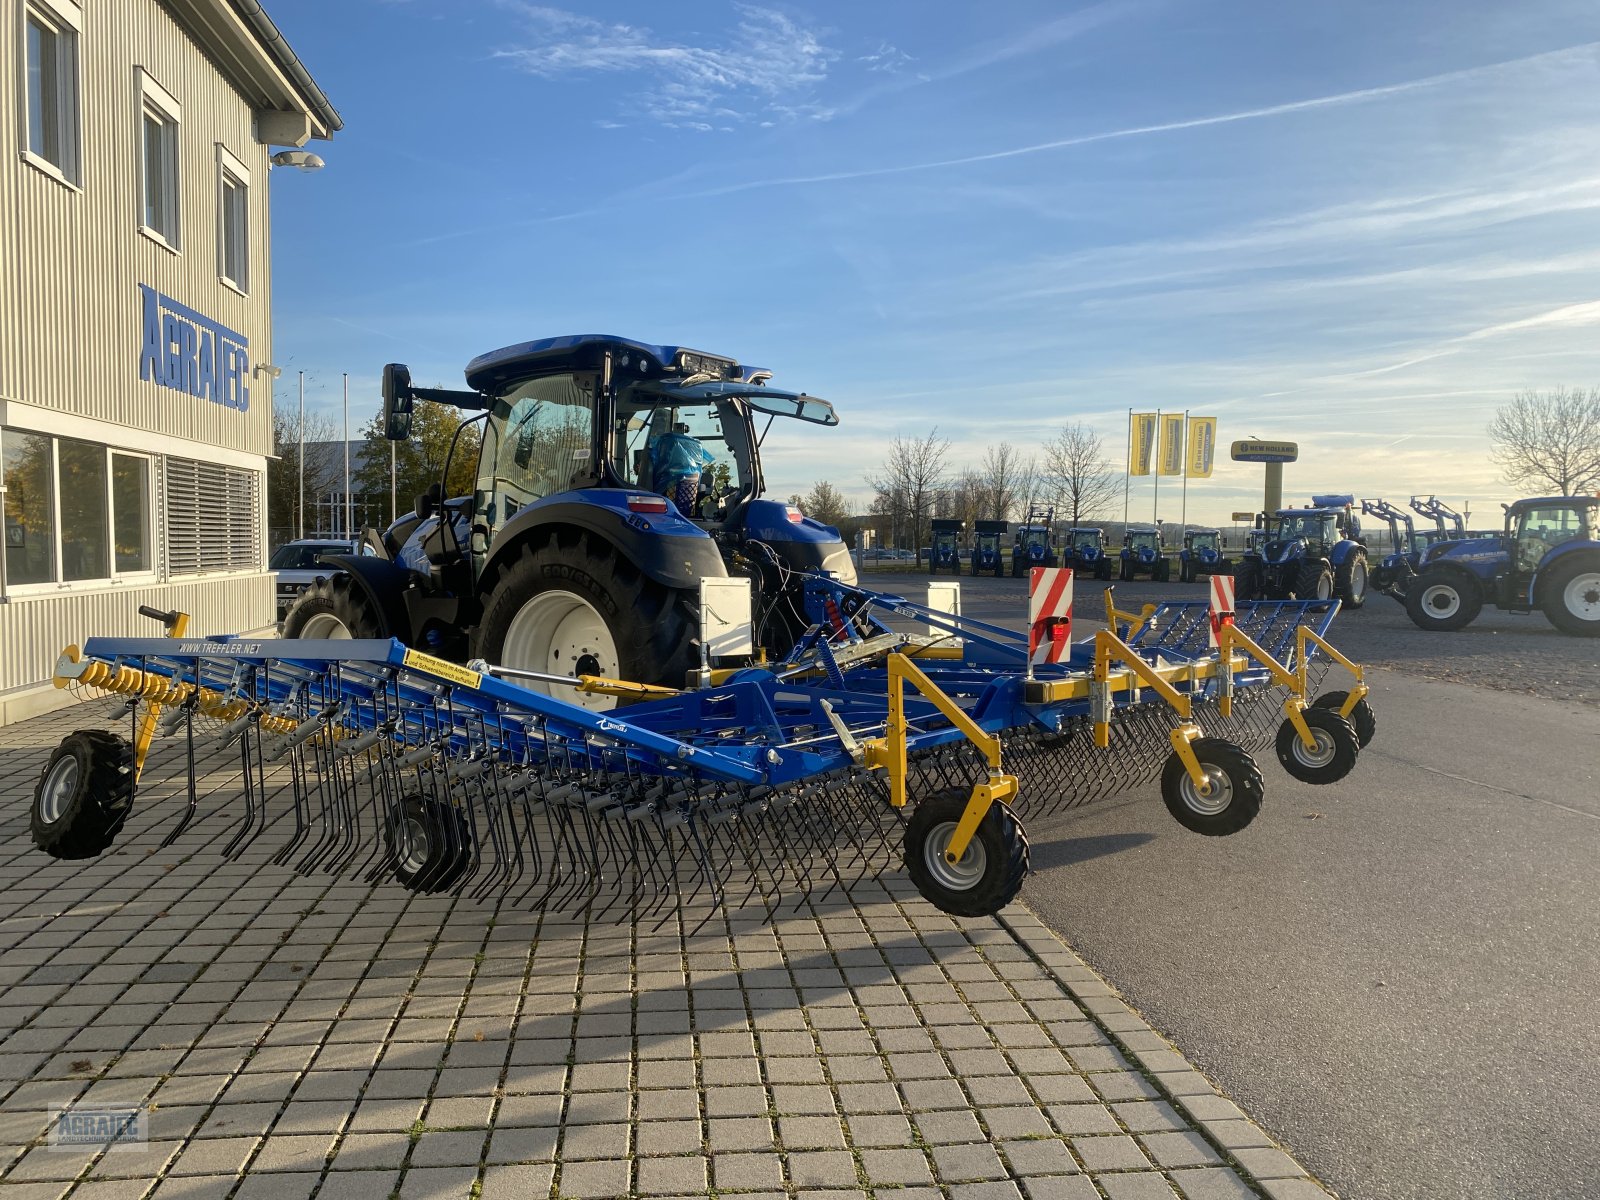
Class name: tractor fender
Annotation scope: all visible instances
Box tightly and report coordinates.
[315,554,429,641]
[478,493,728,595]
[1329,540,1362,567]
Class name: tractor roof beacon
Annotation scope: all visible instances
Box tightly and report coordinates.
[1235,495,1368,609]
[1400,494,1600,637]
[281,334,855,708]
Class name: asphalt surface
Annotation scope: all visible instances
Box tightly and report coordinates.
[860,567,1600,1200]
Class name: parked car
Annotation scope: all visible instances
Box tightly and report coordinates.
[270,538,357,619]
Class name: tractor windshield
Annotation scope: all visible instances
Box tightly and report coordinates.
[1072,531,1099,551]
[1276,513,1335,543]
[1190,532,1218,552]
[1515,504,1592,570]
[1129,531,1159,552]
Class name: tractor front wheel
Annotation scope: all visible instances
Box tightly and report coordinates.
[1160,738,1263,836]
[1312,691,1377,748]
[282,575,388,640]
[1233,558,1264,602]
[1274,708,1360,784]
[1334,552,1369,609]
[903,788,1029,917]
[1540,556,1600,637]
[1294,560,1335,602]
[32,731,134,860]
[1404,570,1482,632]
[478,533,699,710]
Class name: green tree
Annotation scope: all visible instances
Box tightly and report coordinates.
[355,401,481,517]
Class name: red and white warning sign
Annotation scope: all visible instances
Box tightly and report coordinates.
[1028,567,1074,664]
[1208,573,1236,648]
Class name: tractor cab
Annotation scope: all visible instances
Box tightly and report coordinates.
[1125,527,1161,560]
[971,520,1007,576]
[1184,529,1221,557]
[929,519,963,574]
[1506,497,1597,581]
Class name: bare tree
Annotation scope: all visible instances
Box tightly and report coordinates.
[1489,388,1600,495]
[978,442,1033,521]
[269,407,343,538]
[1042,422,1120,527]
[867,429,950,553]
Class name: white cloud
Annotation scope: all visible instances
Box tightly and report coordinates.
[493,3,834,127]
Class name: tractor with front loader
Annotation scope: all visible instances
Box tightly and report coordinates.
[1178,529,1231,583]
[1119,526,1171,581]
[1396,495,1600,636]
[1233,495,1369,608]
[1360,499,1426,593]
[971,520,1008,576]
[1010,507,1059,576]
[1065,527,1114,581]
[928,519,964,574]
[283,335,854,706]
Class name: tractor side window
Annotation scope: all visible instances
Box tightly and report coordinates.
[479,374,595,536]
[1516,506,1578,570]
[621,402,738,517]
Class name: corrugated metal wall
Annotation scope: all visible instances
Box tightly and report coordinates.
[0,0,274,457]
[0,573,272,693]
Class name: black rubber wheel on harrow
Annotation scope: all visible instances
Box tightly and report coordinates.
[283,574,388,639]
[1160,738,1263,836]
[1274,708,1360,785]
[31,732,134,860]
[1403,568,1482,632]
[1293,560,1335,601]
[389,794,474,894]
[904,787,1029,918]
[1312,691,1376,748]
[477,531,699,708]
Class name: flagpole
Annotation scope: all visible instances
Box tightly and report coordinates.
[1122,408,1131,535]
[342,372,351,539]
[1181,409,1190,533]
[1152,410,1161,528]
[296,370,305,540]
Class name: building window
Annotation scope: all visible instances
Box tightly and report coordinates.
[217,146,250,293]
[21,0,80,184]
[138,71,181,249]
[0,431,154,590]
[166,457,259,574]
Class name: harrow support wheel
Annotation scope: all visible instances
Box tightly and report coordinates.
[904,787,1029,917]
[389,794,474,894]
[1160,738,1263,836]
[32,731,133,860]
[1274,707,1360,785]
[1312,691,1376,748]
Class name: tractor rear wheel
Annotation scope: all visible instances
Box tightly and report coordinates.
[32,731,133,860]
[1293,560,1335,601]
[283,575,387,639]
[903,787,1029,917]
[1118,558,1132,582]
[478,532,699,710]
[1404,569,1482,632]
[1312,690,1377,748]
[1160,738,1263,836]
[1274,707,1360,784]
[1334,552,1369,609]
[1540,555,1600,637]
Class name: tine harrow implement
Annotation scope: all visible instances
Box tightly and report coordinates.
[30,579,1375,919]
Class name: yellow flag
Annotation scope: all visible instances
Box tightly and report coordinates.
[1157,414,1185,476]
[1129,413,1157,476]
[1186,416,1217,478]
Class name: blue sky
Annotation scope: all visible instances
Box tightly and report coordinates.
[266,0,1600,525]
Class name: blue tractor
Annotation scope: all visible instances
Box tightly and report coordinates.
[1010,507,1059,576]
[1119,526,1172,581]
[971,520,1008,576]
[1233,495,1369,607]
[1397,495,1600,636]
[928,519,964,574]
[1065,527,1114,581]
[283,335,854,706]
[1178,528,1231,583]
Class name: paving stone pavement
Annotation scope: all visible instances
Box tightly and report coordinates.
[0,709,1331,1199]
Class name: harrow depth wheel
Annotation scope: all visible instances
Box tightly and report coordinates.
[1311,691,1376,748]
[904,788,1029,918]
[31,731,133,860]
[388,794,474,893]
[1160,738,1262,836]
[1274,708,1360,784]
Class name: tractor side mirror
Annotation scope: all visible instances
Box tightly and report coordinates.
[415,481,440,521]
[382,363,415,441]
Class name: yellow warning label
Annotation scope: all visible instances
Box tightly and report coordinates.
[402,649,482,689]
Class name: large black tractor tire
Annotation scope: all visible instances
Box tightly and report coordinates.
[1160,738,1263,836]
[1404,569,1482,632]
[1232,558,1263,601]
[388,793,473,894]
[1274,707,1360,785]
[32,732,134,860]
[1334,551,1370,609]
[1095,559,1113,581]
[1118,558,1132,582]
[1179,558,1194,584]
[282,575,388,640]
[904,787,1029,917]
[1539,555,1600,637]
[477,532,699,707]
[1293,560,1335,602]
[1312,691,1377,748]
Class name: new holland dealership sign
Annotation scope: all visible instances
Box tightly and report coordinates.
[1230,439,1298,463]
[137,284,251,412]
